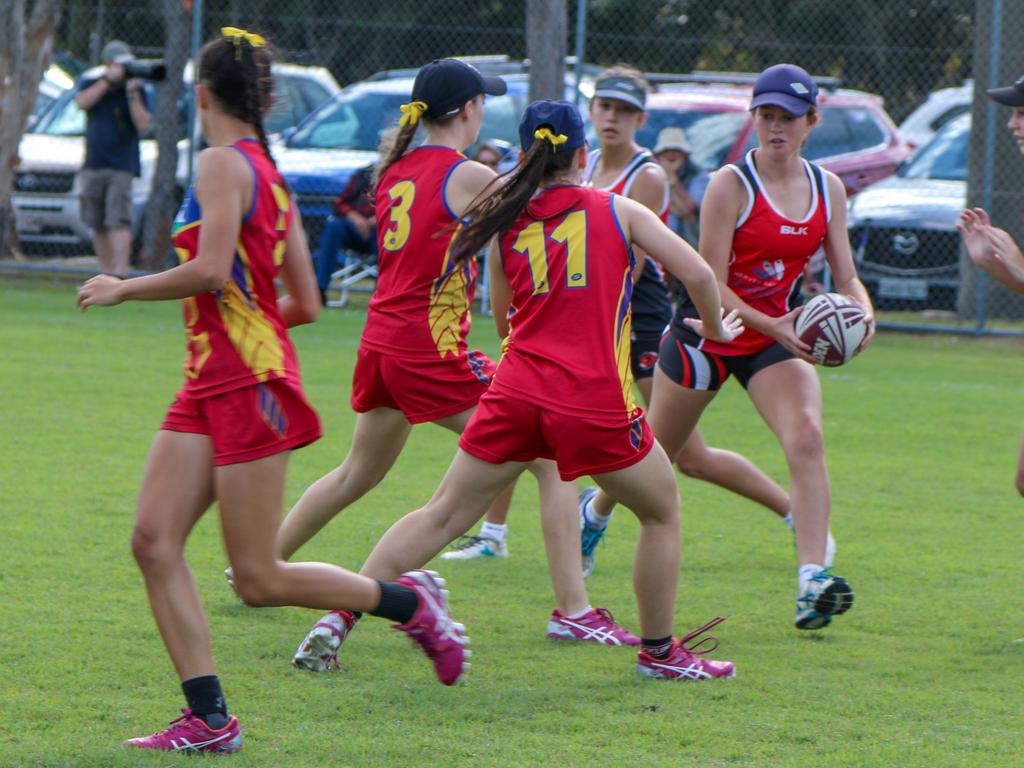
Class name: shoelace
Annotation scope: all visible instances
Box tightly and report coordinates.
[678,615,728,656]
[593,607,619,625]
[450,534,488,551]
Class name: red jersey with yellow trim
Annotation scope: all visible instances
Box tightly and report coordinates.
[170,138,299,397]
[673,149,831,355]
[493,185,638,424]
[363,146,478,360]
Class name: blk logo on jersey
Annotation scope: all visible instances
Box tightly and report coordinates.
[779,225,808,236]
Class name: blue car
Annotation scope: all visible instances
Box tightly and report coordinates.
[276,69,589,246]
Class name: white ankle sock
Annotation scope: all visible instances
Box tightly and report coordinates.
[584,499,613,528]
[798,563,825,588]
[480,522,507,543]
[567,605,594,620]
[782,512,794,530]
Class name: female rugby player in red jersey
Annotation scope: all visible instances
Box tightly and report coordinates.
[352,99,743,680]
[288,59,640,673]
[77,31,468,753]
[628,63,873,631]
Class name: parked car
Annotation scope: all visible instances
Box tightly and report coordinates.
[847,113,969,310]
[898,80,972,152]
[628,77,910,196]
[13,61,340,253]
[276,59,593,246]
[29,64,74,130]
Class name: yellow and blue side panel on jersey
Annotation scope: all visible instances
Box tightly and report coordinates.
[270,182,291,266]
[613,267,637,416]
[429,232,472,359]
[218,242,285,380]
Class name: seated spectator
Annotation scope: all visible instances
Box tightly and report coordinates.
[313,162,376,306]
[653,126,709,247]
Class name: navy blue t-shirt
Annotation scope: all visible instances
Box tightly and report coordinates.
[77,74,145,175]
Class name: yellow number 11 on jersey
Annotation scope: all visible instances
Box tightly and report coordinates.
[510,210,588,295]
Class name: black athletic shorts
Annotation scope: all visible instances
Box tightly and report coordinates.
[657,328,795,390]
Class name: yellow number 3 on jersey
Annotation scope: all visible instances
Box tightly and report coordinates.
[382,180,416,251]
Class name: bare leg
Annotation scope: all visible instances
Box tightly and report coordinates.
[107,226,132,277]
[637,373,790,516]
[435,409,515,526]
[529,460,588,615]
[592,443,681,640]
[591,366,715,517]
[130,431,217,682]
[218,453,383,612]
[360,449,528,580]
[746,359,829,566]
[92,228,114,276]
[276,408,412,560]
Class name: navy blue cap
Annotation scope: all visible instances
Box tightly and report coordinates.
[411,58,507,120]
[987,74,1024,107]
[518,100,586,152]
[749,63,818,117]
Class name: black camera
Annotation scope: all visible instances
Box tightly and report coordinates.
[115,54,166,82]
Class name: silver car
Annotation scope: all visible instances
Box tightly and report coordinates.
[847,113,968,310]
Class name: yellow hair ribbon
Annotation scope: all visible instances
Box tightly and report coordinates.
[399,100,428,127]
[534,127,568,146]
[221,26,266,59]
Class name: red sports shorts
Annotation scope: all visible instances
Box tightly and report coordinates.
[161,379,322,466]
[350,347,496,424]
[458,388,655,481]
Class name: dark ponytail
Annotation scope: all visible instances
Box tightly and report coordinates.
[450,139,576,263]
[196,31,284,188]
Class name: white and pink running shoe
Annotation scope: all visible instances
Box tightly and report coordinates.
[636,616,736,681]
[293,610,359,672]
[124,709,242,754]
[393,569,470,685]
[546,607,641,646]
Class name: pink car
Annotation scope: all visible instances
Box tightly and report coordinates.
[633,80,910,196]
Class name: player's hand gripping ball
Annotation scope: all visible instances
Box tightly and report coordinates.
[793,292,867,366]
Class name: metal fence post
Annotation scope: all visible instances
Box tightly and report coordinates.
[573,0,588,108]
[185,0,203,192]
[976,0,1003,333]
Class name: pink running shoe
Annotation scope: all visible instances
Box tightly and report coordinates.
[293,610,359,672]
[636,616,736,681]
[393,569,470,685]
[124,709,242,754]
[546,607,641,646]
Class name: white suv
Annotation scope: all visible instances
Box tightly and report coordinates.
[13,61,339,254]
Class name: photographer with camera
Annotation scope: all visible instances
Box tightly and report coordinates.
[74,40,151,278]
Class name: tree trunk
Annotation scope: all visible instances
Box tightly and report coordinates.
[0,0,61,259]
[526,0,566,102]
[138,0,191,270]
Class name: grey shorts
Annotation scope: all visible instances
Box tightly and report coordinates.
[80,168,133,230]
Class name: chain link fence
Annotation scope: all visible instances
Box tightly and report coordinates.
[11,0,1024,332]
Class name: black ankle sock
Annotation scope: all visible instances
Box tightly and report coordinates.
[368,581,418,624]
[182,675,229,729]
[642,635,674,659]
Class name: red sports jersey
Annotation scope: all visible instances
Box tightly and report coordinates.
[170,138,300,397]
[363,146,478,360]
[700,149,831,356]
[492,185,638,424]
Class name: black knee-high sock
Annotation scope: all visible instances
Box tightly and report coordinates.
[368,581,418,624]
[182,675,229,729]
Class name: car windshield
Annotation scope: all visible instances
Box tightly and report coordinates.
[636,109,748,170]
[288,90,408,151]
[900,119,968,181]
[34,90,84,135]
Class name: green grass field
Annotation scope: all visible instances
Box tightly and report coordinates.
[2,277,1021,767]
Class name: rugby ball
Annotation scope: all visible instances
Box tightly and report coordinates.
[793,293,867,367]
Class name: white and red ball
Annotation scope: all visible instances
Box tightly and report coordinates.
[793,293,867,367]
